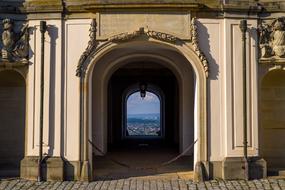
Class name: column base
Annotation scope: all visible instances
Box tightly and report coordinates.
[21,156,65,181]
[221,157,267,180]
[20,156,40,180]
[46,157,64,181]
[64,160,81,181]
[248,157,267,179]
[80,161,91,181]
[193,161,209,182]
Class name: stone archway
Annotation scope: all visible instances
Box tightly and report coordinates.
[0,69,26,177]
[77,19,208,181]
[260,69,285,174]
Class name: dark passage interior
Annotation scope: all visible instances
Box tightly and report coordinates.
[260,70,285,175]
[93,62,194,180]
[0,70,25,177]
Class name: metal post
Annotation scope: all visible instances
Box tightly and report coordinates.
[240,19,248,179]
[38,20,47,182]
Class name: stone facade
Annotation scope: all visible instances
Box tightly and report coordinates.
[0,0,284,182]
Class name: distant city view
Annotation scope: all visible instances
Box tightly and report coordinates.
[127,113,161,136]
[127,91,161,136]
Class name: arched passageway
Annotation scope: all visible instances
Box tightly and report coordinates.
[88,41,198,179]
[92,62,194,179]
[260,70,285,174]
[0,70,26,177]
[81,38,208,180]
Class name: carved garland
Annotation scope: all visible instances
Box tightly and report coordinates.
[108,27,177,43]
[77,18,209,78]
[76,19,97,77]
[190,18,209,78]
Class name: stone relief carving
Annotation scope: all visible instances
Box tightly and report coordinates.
[190,18,209,77]
[76,19,97,77]
[109,27,145,42]
[259,17,285,61]
[146,29,177,43]
[77,18,209,78]
[0,18,29,63]
[108,27,177,43]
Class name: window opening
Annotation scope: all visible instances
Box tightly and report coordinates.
[126,91,161,137]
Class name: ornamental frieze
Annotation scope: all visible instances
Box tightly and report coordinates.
[258,17,285,63]
[0,19,29,64]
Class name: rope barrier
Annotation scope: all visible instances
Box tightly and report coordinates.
[88,139,198,171]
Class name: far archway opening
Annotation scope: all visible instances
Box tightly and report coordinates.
[125,91,162,138]
[92,60,195,179]
[260,70,285,175]
[0,70,26,177]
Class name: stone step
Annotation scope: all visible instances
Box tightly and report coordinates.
[93,156,193,180]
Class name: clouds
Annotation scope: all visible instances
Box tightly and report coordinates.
[127,91,160,114]
[128,92,159,103]
[143,93,160,102]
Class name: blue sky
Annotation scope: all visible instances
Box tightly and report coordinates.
[127,91,160,115]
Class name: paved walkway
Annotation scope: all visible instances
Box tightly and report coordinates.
[0,178,285,190]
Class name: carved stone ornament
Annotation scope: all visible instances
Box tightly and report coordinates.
[190,18,209,77]
[258,17,285,63]
[109,27,178,43]
[0,18,29,63]
[77,18,209,78]
[76,19,97,77]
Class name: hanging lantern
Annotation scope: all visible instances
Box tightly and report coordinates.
[139,82,147,98]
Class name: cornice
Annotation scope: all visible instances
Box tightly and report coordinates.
[0,0,284,17]
[82,3,202,10]
[222,1,284,13]
[23,0,64,13]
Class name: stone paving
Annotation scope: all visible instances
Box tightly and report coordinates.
[0,178,285,190]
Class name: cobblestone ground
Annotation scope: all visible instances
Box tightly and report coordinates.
[0,178,285,190]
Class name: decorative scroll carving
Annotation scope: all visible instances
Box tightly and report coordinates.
[146,29,177,43]
[108,27,177,43]
[259,17,285,62]
[190,18,209,77]
[76,19,97,77]
[109,27,145,42]
[0,19,29,63]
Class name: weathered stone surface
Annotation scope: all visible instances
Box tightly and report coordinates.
[46,157,64,181]
[23,0,63,13]
[21,156,65,181]
[98,12,191,39]
[222,157,248,180]
[20,156,39,181]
